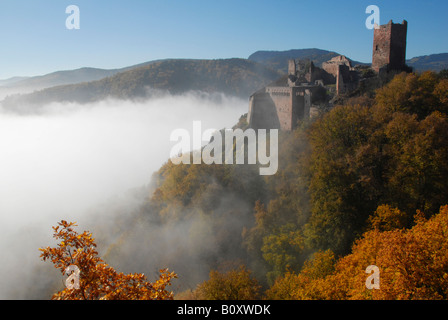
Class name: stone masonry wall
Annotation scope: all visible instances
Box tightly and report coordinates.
[266,87,294,131]
[372,20,407,73]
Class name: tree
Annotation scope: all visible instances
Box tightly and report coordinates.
[193,265,261,300]
[375,71,447,119]
[273,205,448,300]
[383,111,448,214]
[39,220,177,300]
[303,72,448,255]
[261,223,305,284]
[304,104,379,254]
[367,205,408,231]
[328,205,448,299]
[265,250,336,300]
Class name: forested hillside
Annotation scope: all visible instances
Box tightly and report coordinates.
[113,70,448,299]
[39,70,448,300]
[1,59,281,110]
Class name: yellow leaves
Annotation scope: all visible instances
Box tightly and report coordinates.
[193,265,261,300]
[39,220,177,300]
[267,205,448,300]
[367,205,408,231]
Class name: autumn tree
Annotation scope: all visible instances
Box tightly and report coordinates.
[242,128,312,285]
[193,265,261,300]
[272,205,448,300]
[304,104,380,254]
[366,205,408,231]
[265,250,336,300]
[327,205,448,299]
[375,71,448,119]
[261,223,305,283]
[39,220,177,300]
[383,111,448,215]
[304,71,448,255]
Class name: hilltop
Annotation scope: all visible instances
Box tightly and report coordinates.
[248,48,368,73]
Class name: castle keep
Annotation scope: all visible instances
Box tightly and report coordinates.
[248,19,409,131]
[372,20,408,73]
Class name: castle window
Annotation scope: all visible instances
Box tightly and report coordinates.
[376,45,379,51]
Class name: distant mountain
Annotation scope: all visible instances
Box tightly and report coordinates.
[0,58,282,109]
[3,49,446,111]
[406,53,448,72]
[248,48,368,73]
[0,76,30,87]
[249,48,448,73]
[3,67,120,90]
[0,67,123,100]
[0,60,163,94]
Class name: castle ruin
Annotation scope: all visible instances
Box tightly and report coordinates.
[248,19,409,131]
[247,60,319,131]
[372,20,408,73]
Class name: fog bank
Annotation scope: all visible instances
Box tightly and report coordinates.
[0,91,247,299]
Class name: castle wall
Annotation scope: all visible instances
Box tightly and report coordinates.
[248,59,319,131]
[335,64,359,95]
[249,85,312,131]
[248,91,280,130]
[322,55,352,78]
[266,87,294,131]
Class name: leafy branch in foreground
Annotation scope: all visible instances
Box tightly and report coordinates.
[39,220,177,300]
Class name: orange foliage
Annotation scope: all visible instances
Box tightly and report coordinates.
[269,205,448,300]
[367,205,408,231]
[193,265,261,300]
[39,220,177,300]
[265,250,336,300]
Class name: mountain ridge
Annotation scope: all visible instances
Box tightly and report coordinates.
[1,49,446,110]
[2,49,446,89]
[249,48,448,72]
[406,52,448,71]
[248,48,368,73]
[0,58,282,110]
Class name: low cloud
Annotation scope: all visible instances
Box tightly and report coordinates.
[0,91,247,299]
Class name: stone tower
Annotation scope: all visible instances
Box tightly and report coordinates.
[372,20,408,73]
[288,59,297,75]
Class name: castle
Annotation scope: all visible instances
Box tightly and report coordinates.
[372,20,408,73]
[248,19,408,131]
[247,61,317,131]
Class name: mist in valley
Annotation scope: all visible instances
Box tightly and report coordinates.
[0,91,248,299]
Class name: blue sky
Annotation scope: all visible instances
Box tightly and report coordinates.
[0,0,447,79]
